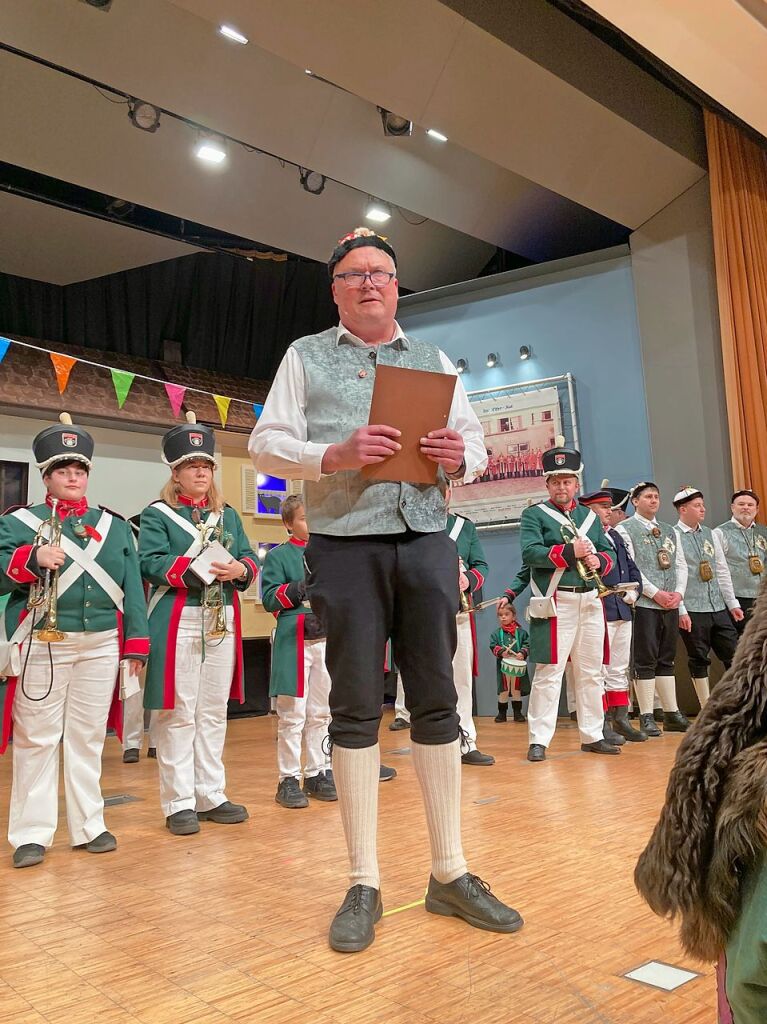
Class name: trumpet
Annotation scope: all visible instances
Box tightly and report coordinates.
[198,515,228,641]
[27,497,66,642]
[560,512,614,600]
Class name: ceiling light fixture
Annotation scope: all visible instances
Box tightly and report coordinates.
[218,24,248,44]
[365,199,392,224]
[456,358,469,374]
[426,128,448,142]
[486,352,499,368]
[379,108,413,137]
[519,345,532,361]
[195,133,227,164]
[128,99,161,133]
[299,167,327,195]
[304,69,313,75]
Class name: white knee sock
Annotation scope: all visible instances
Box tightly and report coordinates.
[655,675,679,713]
[692,677,710,708]
[411,738,468,885]
[634,678,656,715]
[332,744,380,889]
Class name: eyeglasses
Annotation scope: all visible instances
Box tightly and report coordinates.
[333,271,396,288]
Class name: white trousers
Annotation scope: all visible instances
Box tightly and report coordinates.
[122,686,158,751]
[603,619,632,692]
[9,629,119,849]
[276,638,332,780]
[528,592,605,748]
[393,614,477,750]
[154,607,235,817]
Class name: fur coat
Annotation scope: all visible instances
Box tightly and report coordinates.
[634,596,767,963]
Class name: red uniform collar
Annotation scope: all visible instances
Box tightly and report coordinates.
[177,494,209,508]
[46,494,88,519]
[550,499,577,512]
[501,622,518,634]
[289,537,307,547]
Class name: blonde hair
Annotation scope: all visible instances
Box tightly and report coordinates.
[280,493,304,528]
[159,471,225,512]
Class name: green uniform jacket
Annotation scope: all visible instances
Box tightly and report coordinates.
[0,502,150,752]
[138,501,258,710]
[261,538,320,698]
[520,500,613,665]
[489,624,530,696]
[725,850,767,1022]
[448,513,489,677]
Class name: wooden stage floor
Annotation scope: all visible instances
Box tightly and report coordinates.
[0,712,715,1024]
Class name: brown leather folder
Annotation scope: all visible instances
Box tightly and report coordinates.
[361,364,457,484]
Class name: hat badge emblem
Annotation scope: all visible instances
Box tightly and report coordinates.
[554,453,566,466]
[62,432,77,448]
[189,432,203,447]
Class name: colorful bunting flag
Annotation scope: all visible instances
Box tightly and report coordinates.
[110,368,135,409]
[50,353,77,394]
[164,382,187,417]
[253,402,264,419]
[213,394,231,428]
[0,337,10,364]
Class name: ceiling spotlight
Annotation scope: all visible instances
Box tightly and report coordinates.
[305,69,313,75]
[486,352,499,368]
[128,99,161,133]
[427,128,448,142]
[195,133,227,164]
[519,345,532,361]
[365,198,392,224]
[456,358,469,374]
[379,108,413,137]
[218,24,248,44]
[81,0,113,9]
[105,198,135,219]
[299,167,327,195]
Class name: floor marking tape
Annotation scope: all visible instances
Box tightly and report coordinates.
[381,889,428,917]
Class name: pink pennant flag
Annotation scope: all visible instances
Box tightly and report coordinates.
[164,382,187,418]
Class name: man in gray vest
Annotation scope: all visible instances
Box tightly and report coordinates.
[674,487,742,707]
[714,490,767,636]
[249,227,521,953]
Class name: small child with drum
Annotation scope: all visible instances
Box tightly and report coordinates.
[490,602,530,723]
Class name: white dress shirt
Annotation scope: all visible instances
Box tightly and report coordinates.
[249,321,487,484]
[675,520,740,615]
[616,513,688,601]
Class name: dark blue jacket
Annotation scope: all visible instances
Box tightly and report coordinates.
[603,528,643,621]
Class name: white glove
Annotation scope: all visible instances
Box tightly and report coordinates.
[620,589,639,606]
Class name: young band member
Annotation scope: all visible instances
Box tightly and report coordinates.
[489,602,529,723]
[0,415,149,868]
[261,495,336,808]
[714,490,767,635]
[501,439,617,762]
[251,226,521,954]
[673,486,742,708]
[138,418,258,836]
[616,482,690,736]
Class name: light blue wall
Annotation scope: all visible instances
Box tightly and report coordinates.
[398,251,653,716]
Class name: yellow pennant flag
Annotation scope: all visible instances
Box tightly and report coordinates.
[213,394,231,428]
[50,353,77,394]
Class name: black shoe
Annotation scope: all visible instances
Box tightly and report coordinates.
[13,843,45,868]
[581,740,621,755]
[639,713,662,737]
[122,748,139,764]
[494,701,508,723]
[197,801,249,823]
[602,719,626,746]
[275,777,309,809]
[147,747,157,759]
[663,710,690,733]
[654,708,665,722]
[303,770,338,802]
[379,765,397,782]
[425,873,523,933]
[83,831,117,854]
[569,711,577,721]
[612,706,647,742]
[511,701,526,723]
[329,885,382,952]
[389,717,410,732]
[166,809,201,835]
[527,744,546,762]
[461,749,495,766]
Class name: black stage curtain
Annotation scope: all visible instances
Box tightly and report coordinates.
[0,251,337,380]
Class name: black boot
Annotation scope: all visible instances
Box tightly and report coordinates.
[511,701,526,723]
[639,713,662,737]
[612,705,647,742]
[663,710,690,733]
[494,701,508,723]
[602,710,626,746]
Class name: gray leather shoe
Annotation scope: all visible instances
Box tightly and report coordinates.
[13,843,45,868]
[85,831,117,853]
[461,749,495,766]
[329,885,382,952]
[166,809,201,835]
[303,771,338,802]
[663,710,690,733]
[379,764,397,782]
[581,740,621,755]
[426,873,523,933]
[527,744,546,762]
[275,777,309,808]
[639,713,662,737]
[197,801,249,823]
[389,717,410,731]
[122,748,140,763]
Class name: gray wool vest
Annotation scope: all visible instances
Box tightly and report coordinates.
[293,327,450,536]
[677,525,725,614]
[622,517,678,610]
[716,520,767,599]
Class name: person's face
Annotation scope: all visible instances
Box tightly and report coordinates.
[680,496,706,526]
[498,604,516,627]
[607,507,627,528]
[592,503,612,529]
[331,247,399,331]
[633,488,660,519]
[546,474,579,506]
[44,463,89,501]
[732,495,759,526]
[288,506,309,542]
[174,459,213,499]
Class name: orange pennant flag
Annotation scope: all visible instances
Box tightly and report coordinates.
[50,353,77,394]
[213,394,231,428]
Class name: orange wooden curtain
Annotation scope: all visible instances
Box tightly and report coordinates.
[705,110,767,508]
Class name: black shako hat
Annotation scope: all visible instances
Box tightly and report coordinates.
[328,227,397,279]
[542,434,583,478]
[33,413,94,473]
[600,478,630,511]
[162,412,216,469]
[579,489,612,507]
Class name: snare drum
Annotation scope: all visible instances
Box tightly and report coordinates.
[501,655,527,689]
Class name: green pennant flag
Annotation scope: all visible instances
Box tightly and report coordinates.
[110,368,135,409]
